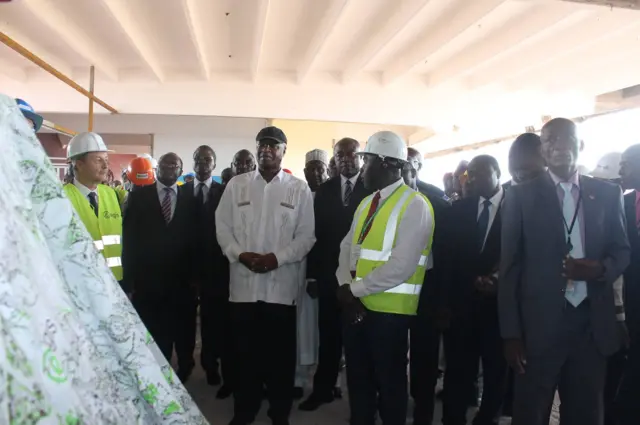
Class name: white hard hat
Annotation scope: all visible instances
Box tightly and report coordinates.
[67,132,109,159]
[137,153,158,169]
[590,152,622,180]
[359,131,408,162]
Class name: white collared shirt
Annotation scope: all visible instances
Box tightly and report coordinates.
[336,178,434,298]
[478,185,504,250]
[156,181,178,220]
[194,176,213,203]
[74,178,99,206]
[341,173,359,204]
[216,169,316,305]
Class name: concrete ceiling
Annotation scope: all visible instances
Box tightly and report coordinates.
[2,0,640,144]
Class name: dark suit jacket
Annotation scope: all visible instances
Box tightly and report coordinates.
[182,180,228,295]
[122,183,196,298]
[499,173,630,356]
[417,180,447,201]
[445,194,502,317]
[416,186,452,317]
[307,175,372,294]
[624,192,640,334]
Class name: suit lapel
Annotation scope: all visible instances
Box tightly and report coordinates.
[537,173,566,250]
[624,193,639,248]
[580,176,599,259]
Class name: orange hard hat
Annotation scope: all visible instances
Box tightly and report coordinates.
[126,157,155,186]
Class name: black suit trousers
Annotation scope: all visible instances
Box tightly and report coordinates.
[617,335,640,425]
[231,301,297,422]
[344,310,412,425]
[312,281,343,397]
[200,289,235,385]
[443,300,507,425]
[133,288,197,370]
[410,315,442,425]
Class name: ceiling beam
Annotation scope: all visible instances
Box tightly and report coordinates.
[0,58,26,82]
[98,0,165,82]
[468,8,637,90]
[428,3,575,88]
[341,0,432,84]
[249,0,270,83]
[0,23,73,77]
[297,0,352,84]
[22,0,119,81]
[181,0,210,80]
[382,0,508,86]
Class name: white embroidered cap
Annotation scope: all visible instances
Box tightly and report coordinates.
[305,149,329,166]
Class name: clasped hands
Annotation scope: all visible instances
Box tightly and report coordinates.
[474,274,497,294]
[239,252,279,273]
[562,257,604,281]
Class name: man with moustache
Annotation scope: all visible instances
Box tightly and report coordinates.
[216,126,315,425]
[122,152,195,372]
[232,149,257,175]
[299,138,372,412]
[500,118,629,425]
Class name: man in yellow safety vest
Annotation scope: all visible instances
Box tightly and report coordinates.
[336,131,435,425]
[64,132,126,294]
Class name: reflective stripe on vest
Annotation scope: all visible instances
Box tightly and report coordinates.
[355,277,422,295]
[93,234,121,252]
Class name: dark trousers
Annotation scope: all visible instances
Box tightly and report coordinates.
[231,302,296,422]
[617,335,640,425]
[200,289,235,386]
[133,289,197,370]
[512,301,606,425]
[443,301,507,425]
[344,310,412,425]
[311,283,343,397]
[604,348,627,425]
[410,316,441,425]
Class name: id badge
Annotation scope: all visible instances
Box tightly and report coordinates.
[350,244,362,272]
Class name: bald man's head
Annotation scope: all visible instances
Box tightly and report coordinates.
[620,144,640,190]
[407,147,423,173]
[541,118,582,179]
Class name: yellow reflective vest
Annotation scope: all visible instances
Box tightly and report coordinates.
[351,184,434,315]
[64,184,123,281]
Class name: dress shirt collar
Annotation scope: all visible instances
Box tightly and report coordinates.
[549,169,580,189]
[194,176,213,189]
[378,178,404,200]
[479,185,504,208]
[509,179,517,186]
[73,178,98,198]
[341,172,359,187]
[253,168,286,183]
[156,180,178,195]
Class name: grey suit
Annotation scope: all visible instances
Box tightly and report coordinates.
[499,172,630,425]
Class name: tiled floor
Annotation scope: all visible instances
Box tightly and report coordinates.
[183,364,561,425]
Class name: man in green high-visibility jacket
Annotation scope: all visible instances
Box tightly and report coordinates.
[63,132,126,294]
[336,130,435,425]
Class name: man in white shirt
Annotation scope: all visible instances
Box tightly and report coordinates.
[216,126,315,425]
[336,131,434,425]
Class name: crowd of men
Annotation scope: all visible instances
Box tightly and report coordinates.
[39,100,640,425]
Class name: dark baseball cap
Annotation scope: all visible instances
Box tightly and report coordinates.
[256,126,287,145]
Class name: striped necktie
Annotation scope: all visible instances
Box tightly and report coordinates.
[344,180,353,206]
[161,188,173,223]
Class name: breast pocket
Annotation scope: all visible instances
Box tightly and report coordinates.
[275,202,297,245]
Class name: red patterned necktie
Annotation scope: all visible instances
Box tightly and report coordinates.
[358,191,381,244]
[161,188,172,223]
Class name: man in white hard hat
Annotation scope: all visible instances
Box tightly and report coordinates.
[64,132,126,294]
[336,131,435,425]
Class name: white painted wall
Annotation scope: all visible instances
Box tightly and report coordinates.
[152,134,258,176]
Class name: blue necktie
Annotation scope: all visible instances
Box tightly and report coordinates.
[477,199,492,251]
[560,182,587,306]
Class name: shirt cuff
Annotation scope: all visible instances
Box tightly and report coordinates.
[617,313,626,322]
[350,280,367,298]
[224,243,243,263]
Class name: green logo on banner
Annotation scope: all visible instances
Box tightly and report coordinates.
[43,348,67,383]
